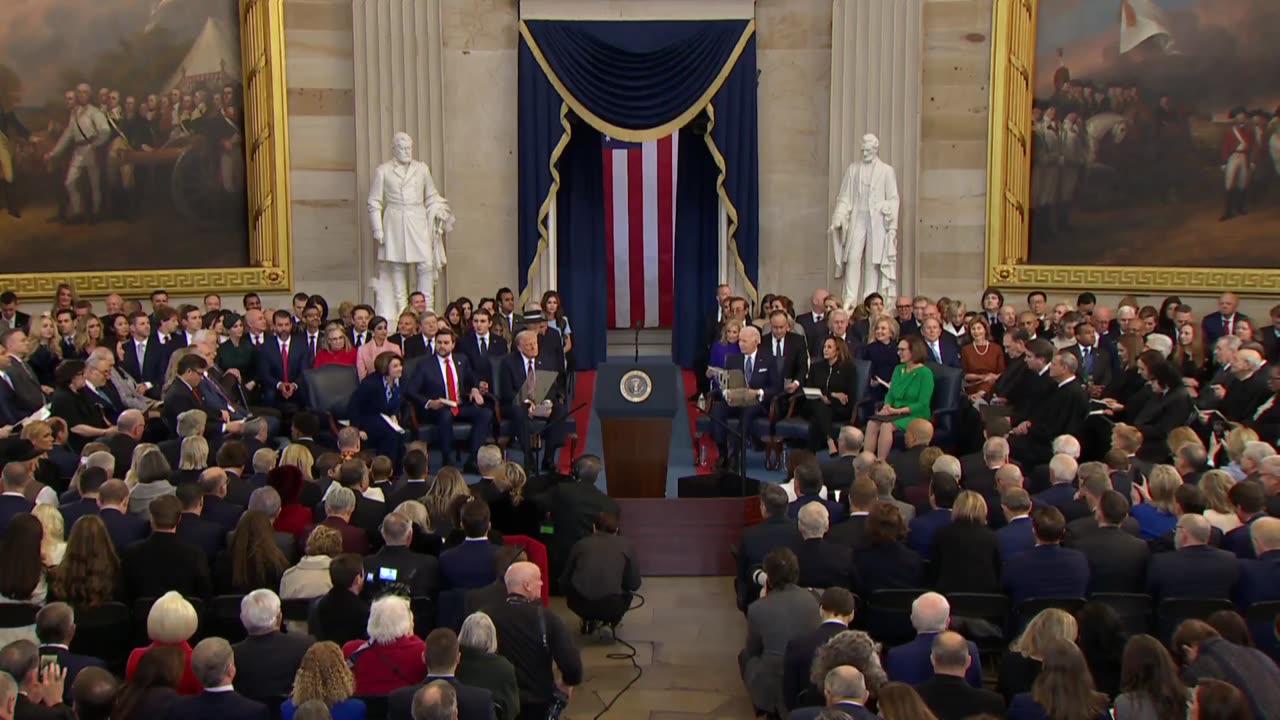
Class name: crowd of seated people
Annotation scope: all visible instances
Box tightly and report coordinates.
[0,277,670,720]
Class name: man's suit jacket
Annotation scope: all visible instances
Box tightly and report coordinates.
[1065,344,1113,388]
[231,631,316,702]
[364,545,441,598]
[38,644,106,704]
[1234,549,1280,609]
[827,512,870,551]
[1033,483,1092,523]
[256,335,312,404]
[764,332,809,385]
[1225,515,1266,560]
[1220,371,1272,423]
[99,507,148,553]
[404,352,481,411]
[497,352,565,408]
[795,312,826,340]
[788,494,846,523]
[401,333,430,360]
[121,532,213,601]
[388,676,496,720]
[738,515,802,593]
[793,538,858,592]
[786,701,875,720]
[58,497,99,533]
[1002,544,1089,607]
[782,621,848,710]
[7,358,47,414]
[722,349,784,405]
[907,509,953,559]
[743,585,821,715]
[1203,312,1249,345]
[0,311,31,333]
[819,456,856,500]
[459,334,508,386]
[886,632,983,688]
[544,479,621,559]
[176,511,227,563]
[201,495,244,532]
[384,479,432,511]
[13,694,73,720]
[162,378,219,435]
[166,689,269,720]
[923,334,963,369]
[0,493,34,532]
[440,539,498,590]
[1147,544,1239,601]
[0,376,24,426]
[997,516,1036,560]
[888,445,927,499]
[1072,526,1151,594]
[121,337,167,387]
[915,674,1006,720]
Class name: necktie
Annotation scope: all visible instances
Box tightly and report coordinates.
[480,337,488,354]
[386,381,394,403]
[931,342,941,362]
[745,355,754,380]
[192,382,203,405]
[137,342,146,368]
[281,341,290,384]
[1225,315,1233,336]
[527,359,536,397]
[354,332,363,347]
[444,357,460,416]
[427,338,434,355]
[309,334,317,357]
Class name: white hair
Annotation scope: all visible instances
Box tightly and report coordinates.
[240,589,281,635]
[838,427,864,453]
[1050,435,1081,459]
[1243,441,1277,468]
[367,595,413,644]
[911,592,950,633]
[1145,334,1173,357]
[325,486,356,515]
[1238,349,1265,372]
[477,445,503,474]
[982,437,1009,464]
[797,502,829,539]
[932,455,962,482]
[1049,454,1078,484]
[459,612,498,654]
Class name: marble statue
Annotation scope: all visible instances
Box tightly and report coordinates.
[368,132,454,319]
[830,133,899,307]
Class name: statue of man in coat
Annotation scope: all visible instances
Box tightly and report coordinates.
[368,132,454,319]
[829,133,899,308]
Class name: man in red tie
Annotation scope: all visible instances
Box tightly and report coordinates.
[258,310,309,409]
[403,327,493,472]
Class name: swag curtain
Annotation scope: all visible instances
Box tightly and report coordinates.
[517,18,759,369]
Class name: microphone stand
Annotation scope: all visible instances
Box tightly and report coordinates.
[525,400,590,476]
[693,398,754,497]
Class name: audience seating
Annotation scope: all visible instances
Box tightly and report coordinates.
[861,589,924,647]
[925,364,965,450]
[0,603,37,629]
[945,593,1011,661]
[1014,597,1087,632]
[1089,593,1155,636]
[71,602,134,672]
[1157,597,1235,644]
[1245,601,1280,661]
[281,597,316,625]
[303,364,361,437]
[208,594,251,644]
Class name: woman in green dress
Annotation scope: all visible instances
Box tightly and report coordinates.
[865,334,935,460]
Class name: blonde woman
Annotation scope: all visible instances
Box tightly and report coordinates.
[393,500,442,556]
[1165,426,1203,458]
[1200,470,1241,533]
[999,608,1078,701]
[423,466,470,535]
[931,491,1000,594]
[30,504,66,567]
[282,641,365,720]
[73,314,106,356]
[26,314,61,387]
[280,525,342,601]
[490,461,540,537]
[124,443,161,487]
[173,435,209,487]
[1132,465,1181,540]
[1223,426,1259,481]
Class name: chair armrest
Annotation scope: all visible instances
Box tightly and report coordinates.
[482,391,503,424]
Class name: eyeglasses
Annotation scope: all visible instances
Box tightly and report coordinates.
[896,304,912,309]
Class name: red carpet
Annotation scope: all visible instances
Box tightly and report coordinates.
[682,369,716,474]
[559,370,596,474]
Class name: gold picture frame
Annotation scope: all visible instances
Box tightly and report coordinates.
[0,0,292,298]
[984,0,1280,296]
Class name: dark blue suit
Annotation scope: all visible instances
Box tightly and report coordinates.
[1002,544,1090,607]
[1147,544,1239,601]
[121,337,167,390]
[0,493,34,532]
[458,333,507,387]
[1235,549,1280,660]
[1224,515,1264,560]
[404,354,493,466]
[256,335,311,405]
[711,349,783,458]
[59,498,99,533]
[347,374,408,467]
[788,494,846,523]
[202,496,244,533]
[167,689,269,720]
[0,379,23,427]
[1202,312,1248,346]
[38,644,105,704]
[99,507,148,553]
[176,511,227,564]
[886,632,983,688]
[997,516,1036,561]
[923,335,962,369]
[439,539,498,590]
[497,351,567,464]
[907,509,952,559]
[786,700,876,720]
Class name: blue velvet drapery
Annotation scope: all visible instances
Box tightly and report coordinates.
[517,19,758,369]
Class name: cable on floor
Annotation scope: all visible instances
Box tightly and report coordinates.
[592,592,646,719]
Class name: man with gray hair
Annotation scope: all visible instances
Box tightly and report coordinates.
[820,426,864,500]
[870,460,915,522]
[795,502,856,592]
[0,670,14,720]
[1146,513,1240,603]
[1064,462,1141,541]
[34,602,103,704]
[365,512,439,597]
[710,322,783,467]
[316,485,368,554]
[914,631,1006,719]
[159,408,208,468]
[931,455,961,484]
[886,593,982,688]
[788,665,873,720]
[470,445,505,504]
[963,436,1009,507]
[738,483,801,608]
[196,467,243,531]
[109,407,146,476]
[232,589,314,703]
[0,638,70,716]
[1241,441,1277,484]
[0,461,34,531]
[173,637,269,719]
[411,679,458,720]
[1034,453,1091,522]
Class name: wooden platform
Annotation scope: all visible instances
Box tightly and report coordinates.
[617,497,761,576]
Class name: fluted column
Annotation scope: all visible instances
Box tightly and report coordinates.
[829,0,923,296]
[352,0,447,308]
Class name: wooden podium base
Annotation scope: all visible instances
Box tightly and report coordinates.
[616,497,757,575]
[600,417,671,498]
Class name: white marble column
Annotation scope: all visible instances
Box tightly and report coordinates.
[352,0,447,310]
[829,0,923,297]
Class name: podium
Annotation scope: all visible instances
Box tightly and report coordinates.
[594,361,680,498]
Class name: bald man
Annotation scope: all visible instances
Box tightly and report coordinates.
[1147,514,1239,604]
[483,562,582,718]
[1235,517,1280,610]
[786,665,873,720]
[711,324,783,468]
[1203,292,1248,345]
[914,632,1005,720]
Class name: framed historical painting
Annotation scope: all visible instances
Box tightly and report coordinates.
[0,0,291,296]
[986,0,1280,295]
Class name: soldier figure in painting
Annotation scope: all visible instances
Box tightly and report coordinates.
[1220,107,1255,222]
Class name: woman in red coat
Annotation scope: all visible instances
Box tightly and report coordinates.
[268,463,314,539]
[342,595,426,695]
[314,323,357,368]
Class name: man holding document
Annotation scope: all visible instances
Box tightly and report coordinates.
[500,329,567,472]
[710,326,782,469]
[404,327,493,472]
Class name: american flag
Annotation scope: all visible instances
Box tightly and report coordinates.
[602,133,679,329]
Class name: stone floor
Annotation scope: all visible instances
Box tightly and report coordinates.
[550,576,754,720]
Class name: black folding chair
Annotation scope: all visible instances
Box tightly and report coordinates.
[861,589,928,647]
[1090,593,1154,636]
[1245,601,1280,662]
[71,602,132,672]
[207,594,249,644]
[1015,597,1087,633]
[1157,597,1234,645]
[946,593,1012,662]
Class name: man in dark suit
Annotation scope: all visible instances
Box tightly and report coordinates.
[807,309,858,359]
[1033,454,1091,522]
[118,312,165,398]
[1225,481,1268,559]
[764,310,809,389]
[0,459,35,532]
[1217,349,1272,424]
[459,309,508,391]
[819,428,863,502]
[35,603,106,704]
[794,289,830,341]
[711,325,782,467]
[0,292,30,333]
[785,664,875,720]
[914,632,1006,720]
[919,318,961,369]
[0,639,74,720]
[59,466,106,532]
[907,475,958,560]
[163,355,244,439]
[742,549,821,718]
[313,460,386,550]
[257,310,311,407]
[828,475,877,551]
[2,328,48,415]
[494,287,523,340]
[885,593,983,688]
[996,489,1036,560]
[794,503,858,592]
[384,449,433,510]
[781,587,853,711]
[737,484,802,608]
[121,494,212,601]
[1066,321,1113,391]
[404,328,493,471]
[174,482,227,564]
[440,500,499,590]
[1201,292,1247,346]
[789,463,846,523]
[1072,490,1150,594]
[169,638,270,720]
[1147,514,1239,601]
[961,434,1009,508]
[95,479,148,554]
[1010,345,1088,468]
[345,304,374,348]
[498,329,568,472]
[232,589,315,703]
[1002,506,1089,608]
[364,513,440,598]
[887,420,933,503]
[198,468,246,533]
[388,629,496,720]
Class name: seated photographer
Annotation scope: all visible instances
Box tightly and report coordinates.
[709,325,782,468]
[559,511,640,633]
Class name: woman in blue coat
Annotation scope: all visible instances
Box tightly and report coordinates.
[347,350,407,469]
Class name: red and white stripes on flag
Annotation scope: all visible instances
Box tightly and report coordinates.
[603,133,678,329]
